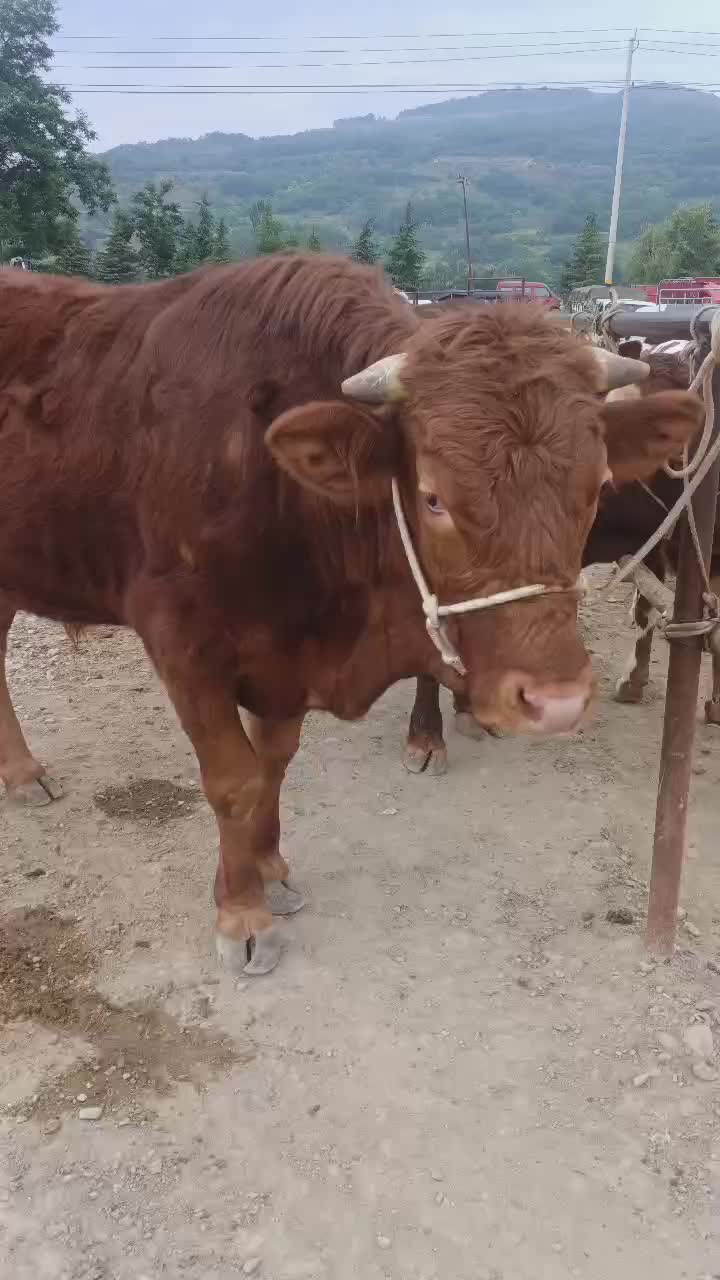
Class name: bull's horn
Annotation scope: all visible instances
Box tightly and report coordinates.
[341,353,408,403]
[592,347,650,391]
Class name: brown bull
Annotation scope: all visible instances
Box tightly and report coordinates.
[0,256,702,973]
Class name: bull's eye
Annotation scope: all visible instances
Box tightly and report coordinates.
[424,492,446,515]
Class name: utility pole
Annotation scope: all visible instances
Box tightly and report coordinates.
[604,30,638,287]
[457,175,474,292]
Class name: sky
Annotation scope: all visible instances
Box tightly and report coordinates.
[54,0,720,151]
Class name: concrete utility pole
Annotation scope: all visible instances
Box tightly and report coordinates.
[604,30,639,287]
[457,175,474,291]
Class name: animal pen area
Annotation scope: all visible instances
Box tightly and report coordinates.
[3,307,720,1280]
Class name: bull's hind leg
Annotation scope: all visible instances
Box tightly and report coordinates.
[403,676,448,775]
[0,603,63,806]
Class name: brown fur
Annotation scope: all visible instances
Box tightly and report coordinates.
[0,257,703,958]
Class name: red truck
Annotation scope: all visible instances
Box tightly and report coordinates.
[496,279,561,309]
[644,277,720,306]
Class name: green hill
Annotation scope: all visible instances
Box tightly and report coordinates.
[98,85,720,283]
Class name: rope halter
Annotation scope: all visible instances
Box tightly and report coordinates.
[391,478,584,676]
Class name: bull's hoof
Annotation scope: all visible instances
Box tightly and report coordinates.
[5,772,64,807]
[267,880,305,916]
[454,712,502,741]
[704,698,720,726]
[614,677,646,705]
[402,740,448,776]
[216,924,284,976]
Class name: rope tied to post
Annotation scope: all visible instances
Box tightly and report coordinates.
[603,307,720,652]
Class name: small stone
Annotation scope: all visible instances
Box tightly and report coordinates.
[380,808,398,817]
[430,1169,444,1182]
[639,961,656,974]
[658,1032,680,1053]
[684,921,701,939]
[632,1072,656,1088]
[78,1106,104,1121]
[683,1024,714,1059]
[308,1104,321,1116]
[707,959,720,976]
[692,1061,718,1082]
[42,1118,62,1136]
[606,907,634,925]
[581,910,595,923]
[24,867,46,879]
[242,1260,262,1277]
[377,1235,392,1250]
[695,999,715,1013]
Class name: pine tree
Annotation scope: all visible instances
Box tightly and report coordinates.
[175,217,199,274]
[386,203,425,289]
[193,193,215,263]
[565,212,605,288]
[352,218,380,265]
[307,228,322,252]
[254,203,286,254]
[212,218,231,263]
[95,209,139,284]
[131,180,183,279]
[55,225,93,277]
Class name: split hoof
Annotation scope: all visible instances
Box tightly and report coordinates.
[216,924,284,976]
[454,712,501,741]
[5,773,64,807]
[704,698,720,726]
[402,742,448,776]
[614,678,645,705]
[267,880,305,916]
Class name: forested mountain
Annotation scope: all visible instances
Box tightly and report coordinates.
[98,86,720,281]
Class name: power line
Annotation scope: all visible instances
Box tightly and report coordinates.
[52,49,634,71]
[51,43,629,62]
[61,83,720,95]
[54,27,638,41]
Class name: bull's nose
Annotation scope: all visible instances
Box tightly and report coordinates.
[520,688,588,734]
[498,671,592,734]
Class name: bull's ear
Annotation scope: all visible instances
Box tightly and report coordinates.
[601,390,705,486]
[265,400,400,504]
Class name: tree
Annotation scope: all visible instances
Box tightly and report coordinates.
[251,201,287,254]
[0,0,115,259]
[212,217,230,263]
[386,203,425,289]
[193,193,214,263]
[54,222,92,276]
[626,203,720,282]
[352,217,380,265]
[131,180,183,279]
[562,212,605,289]
[307,227,322,252]
[95,209,139,284]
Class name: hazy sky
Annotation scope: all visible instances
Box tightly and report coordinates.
[54,1,720,151]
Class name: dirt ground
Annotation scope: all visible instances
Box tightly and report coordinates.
[2,569,720,1280]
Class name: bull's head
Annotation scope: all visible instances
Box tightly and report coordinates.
[266,306,703,735]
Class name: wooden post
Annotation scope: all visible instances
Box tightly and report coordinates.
[646,364,720,955]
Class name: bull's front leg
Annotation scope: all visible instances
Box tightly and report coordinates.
[139,624,299,974]
[240,711,306,930]
[403,675,448,775]
[614,589,655,704]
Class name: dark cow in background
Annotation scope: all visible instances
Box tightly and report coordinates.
[0,257,702,973]
[404,335,719,774]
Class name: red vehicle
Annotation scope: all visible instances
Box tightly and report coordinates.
[644,277,720,306]
[496,279,561,309]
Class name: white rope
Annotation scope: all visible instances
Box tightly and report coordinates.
[391,478,582,676]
